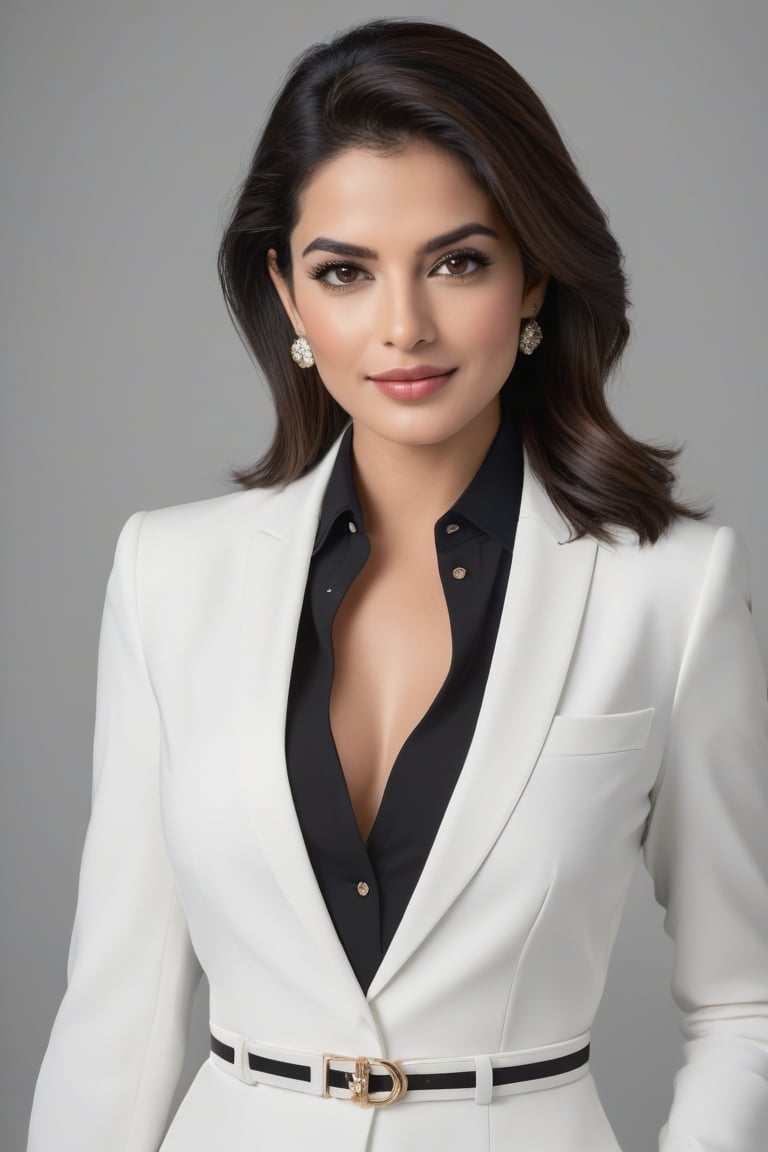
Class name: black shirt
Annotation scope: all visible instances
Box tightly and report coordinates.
[285,406,524,992]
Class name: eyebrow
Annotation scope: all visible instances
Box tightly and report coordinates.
[300,223,501,260]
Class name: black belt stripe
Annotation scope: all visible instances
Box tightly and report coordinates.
[210,1034,590,1092]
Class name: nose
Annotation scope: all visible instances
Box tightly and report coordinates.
[377,275,437,351]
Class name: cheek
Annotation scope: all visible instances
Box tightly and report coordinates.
[454,288,522,357]
[297,297,362,365]
[295,279,523,366]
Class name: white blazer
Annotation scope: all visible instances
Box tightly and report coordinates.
[27,428,768,1152]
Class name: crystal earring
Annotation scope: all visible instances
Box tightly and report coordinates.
[290,335,315,369]
[519,317,543,356]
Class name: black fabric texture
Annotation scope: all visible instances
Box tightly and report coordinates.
[285,403,523,992]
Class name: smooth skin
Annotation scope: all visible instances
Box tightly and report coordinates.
[268,142,547,840]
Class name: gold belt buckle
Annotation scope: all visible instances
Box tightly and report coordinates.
[323,1054,408,1108]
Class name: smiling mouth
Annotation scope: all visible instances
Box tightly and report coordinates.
[368,369,456,401]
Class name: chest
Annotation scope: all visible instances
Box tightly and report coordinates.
[328,545,452,830]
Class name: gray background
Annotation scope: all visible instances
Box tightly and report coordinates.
[1,2,765,1149]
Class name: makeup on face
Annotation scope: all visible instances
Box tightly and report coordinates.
[367,365,458,401]
[269,142,540,451]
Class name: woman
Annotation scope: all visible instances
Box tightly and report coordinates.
[27,18,768,1152]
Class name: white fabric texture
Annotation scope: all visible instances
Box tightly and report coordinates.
[27,432,768,1151]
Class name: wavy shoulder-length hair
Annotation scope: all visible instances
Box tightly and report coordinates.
[218,18,703,544]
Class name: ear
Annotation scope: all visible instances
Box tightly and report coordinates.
[522,271,550,318]
[267,248,305,334]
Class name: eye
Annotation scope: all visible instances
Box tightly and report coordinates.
[308,261,370,289]
[430,249,492,278]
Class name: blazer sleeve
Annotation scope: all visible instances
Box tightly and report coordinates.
[27,511,203,1152]
[641,525,768,1151]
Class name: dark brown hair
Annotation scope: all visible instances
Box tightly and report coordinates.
[218,18,704,544]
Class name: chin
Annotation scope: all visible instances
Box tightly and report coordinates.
[354,405,497,449]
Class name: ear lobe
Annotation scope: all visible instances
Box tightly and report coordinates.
[523,271,550,318]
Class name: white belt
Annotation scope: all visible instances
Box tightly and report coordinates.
[209,1025,591,1107]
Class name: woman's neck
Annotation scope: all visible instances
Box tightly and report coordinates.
[349,399,502,544]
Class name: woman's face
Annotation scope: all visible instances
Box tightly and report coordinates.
[268,141,545,451]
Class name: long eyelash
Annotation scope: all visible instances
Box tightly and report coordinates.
[307,259,362,281]
[307,260,365,293]
[307,247,494,294]
[432,248,493,276]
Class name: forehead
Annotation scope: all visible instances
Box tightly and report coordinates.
[292,142,507,247]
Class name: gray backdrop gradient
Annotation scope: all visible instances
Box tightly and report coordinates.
[1,3,766,1150]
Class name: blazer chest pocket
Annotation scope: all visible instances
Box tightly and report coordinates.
[540,707,655,757]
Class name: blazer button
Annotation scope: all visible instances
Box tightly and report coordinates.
[452,566,467,580]
[356,881,370,897]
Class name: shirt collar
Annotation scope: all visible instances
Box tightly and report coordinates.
[443,405,522,552]
[312,422,363,555]
[313,404,523,556]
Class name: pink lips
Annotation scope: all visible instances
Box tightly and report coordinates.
[368,364,456,400]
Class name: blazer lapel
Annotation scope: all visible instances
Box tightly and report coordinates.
[236,430,597,1010]
[234,428,378,1024]
[366,464,597,999]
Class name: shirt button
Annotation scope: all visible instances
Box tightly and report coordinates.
[348,521,357,533]
[452,566,467,580]
[446,523,460,534]
[356,881,370,897]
